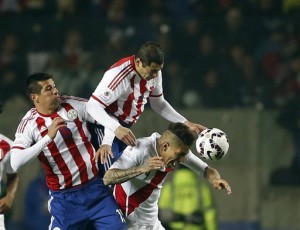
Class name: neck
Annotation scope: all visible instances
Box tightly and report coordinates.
[36,104,59,115]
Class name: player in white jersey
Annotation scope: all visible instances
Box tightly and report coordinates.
[103,122,232,230]
[87,41,207,175]
[10,73,126,230]
[0,103,19,230]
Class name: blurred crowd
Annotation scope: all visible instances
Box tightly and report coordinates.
[0,0,299,109]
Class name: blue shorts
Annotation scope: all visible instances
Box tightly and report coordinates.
[48,178,127,230]
[89,123,129,178]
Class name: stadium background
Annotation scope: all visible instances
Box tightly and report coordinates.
[0,1,299,229]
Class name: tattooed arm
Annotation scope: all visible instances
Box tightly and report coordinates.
[103,156,164,186]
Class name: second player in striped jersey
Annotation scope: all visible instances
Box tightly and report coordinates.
[87,41,207,174]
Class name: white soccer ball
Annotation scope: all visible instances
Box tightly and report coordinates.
[196,128,229,160]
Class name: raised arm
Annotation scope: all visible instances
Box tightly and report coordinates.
[11,117,65,171]
[204,166,232,194]
[103,156,164,185]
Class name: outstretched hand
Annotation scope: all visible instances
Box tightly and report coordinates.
[184,120,207,134]
[210,178,232,194]
[205,166,232,194]
[94,144,114,164]
[115,126,136,146]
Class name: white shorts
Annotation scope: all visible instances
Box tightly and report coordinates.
[127,219,165,230]
[0,214,5,230]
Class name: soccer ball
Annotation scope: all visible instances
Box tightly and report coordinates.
[196,128,229,160]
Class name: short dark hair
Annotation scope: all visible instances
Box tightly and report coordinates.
[25,73,53,97]
[167,122,197,147]
[135,41,164,67]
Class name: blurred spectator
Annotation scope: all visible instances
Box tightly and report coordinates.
[62,29,85,74]
[0,0,23,14]
[159,166,218,230]
[199,69,226,108]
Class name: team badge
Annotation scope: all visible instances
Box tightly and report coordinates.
[99,89,112,103]
[67,109,78,120]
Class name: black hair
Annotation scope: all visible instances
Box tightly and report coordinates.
[25,73,53,98]
[167,122,197,147]
[135,41,164,67]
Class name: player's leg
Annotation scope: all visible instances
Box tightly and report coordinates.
[85,178,127,229]
[48,189,90,230]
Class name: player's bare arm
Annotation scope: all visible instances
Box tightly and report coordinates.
[94,144,114,164]
[47,117,67,139]
[103,156,164,185]
[0,173,18,214]
[114,126,136,146]
[184,120,207,134]
[204,166,232,194]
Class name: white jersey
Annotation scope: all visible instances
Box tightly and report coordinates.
[0,134,14,194]
[110,132,208,226]
[91,55,163,125]
[11,96,98,191]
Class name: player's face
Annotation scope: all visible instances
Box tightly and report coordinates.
[162,143,189,169]
[33,79,60,110]
[136,59,163,81]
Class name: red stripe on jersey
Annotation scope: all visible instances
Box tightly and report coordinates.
[105,101,118,115]
[0,140,11,160]
[131,78,148,124]
[62,103,98,178]
[108,65,133,91]
[108,56,134,70]
[115,183,128,215]
[149,93,163,98]
[38,152,59,189]
[115,170,169,217]
[36,117,71,190]
[91,95,108,107]
[127,170,168,215]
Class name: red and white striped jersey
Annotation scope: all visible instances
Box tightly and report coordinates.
[111,132,171,225]
[0,134,14,194]
[11,96,98,191]
[91,55,163,125]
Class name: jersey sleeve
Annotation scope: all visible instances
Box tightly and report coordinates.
[10,119,52,171]
[109,145,141,170]
[92,68,130,107]
[150,72,163,97]
[181,151,208,176]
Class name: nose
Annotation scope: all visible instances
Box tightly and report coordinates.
[53,87,59,94]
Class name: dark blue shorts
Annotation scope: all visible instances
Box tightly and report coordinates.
[48,178,127,230]
[88,123,129,178]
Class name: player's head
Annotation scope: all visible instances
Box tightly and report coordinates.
[158,122,197,168]
[26,73,60,108]
[134,41,164,81]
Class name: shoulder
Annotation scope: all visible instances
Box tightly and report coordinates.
[16,108,38,133]
[60,95,87,104]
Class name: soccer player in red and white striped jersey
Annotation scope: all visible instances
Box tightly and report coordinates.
[10,73,126,230]
[103,123,232,230]
[87,41,207,175]
[0,102,19,230]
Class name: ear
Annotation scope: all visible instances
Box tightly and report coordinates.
[135,58,142,67]
[30,94,39,103]
[162,142,170,151]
